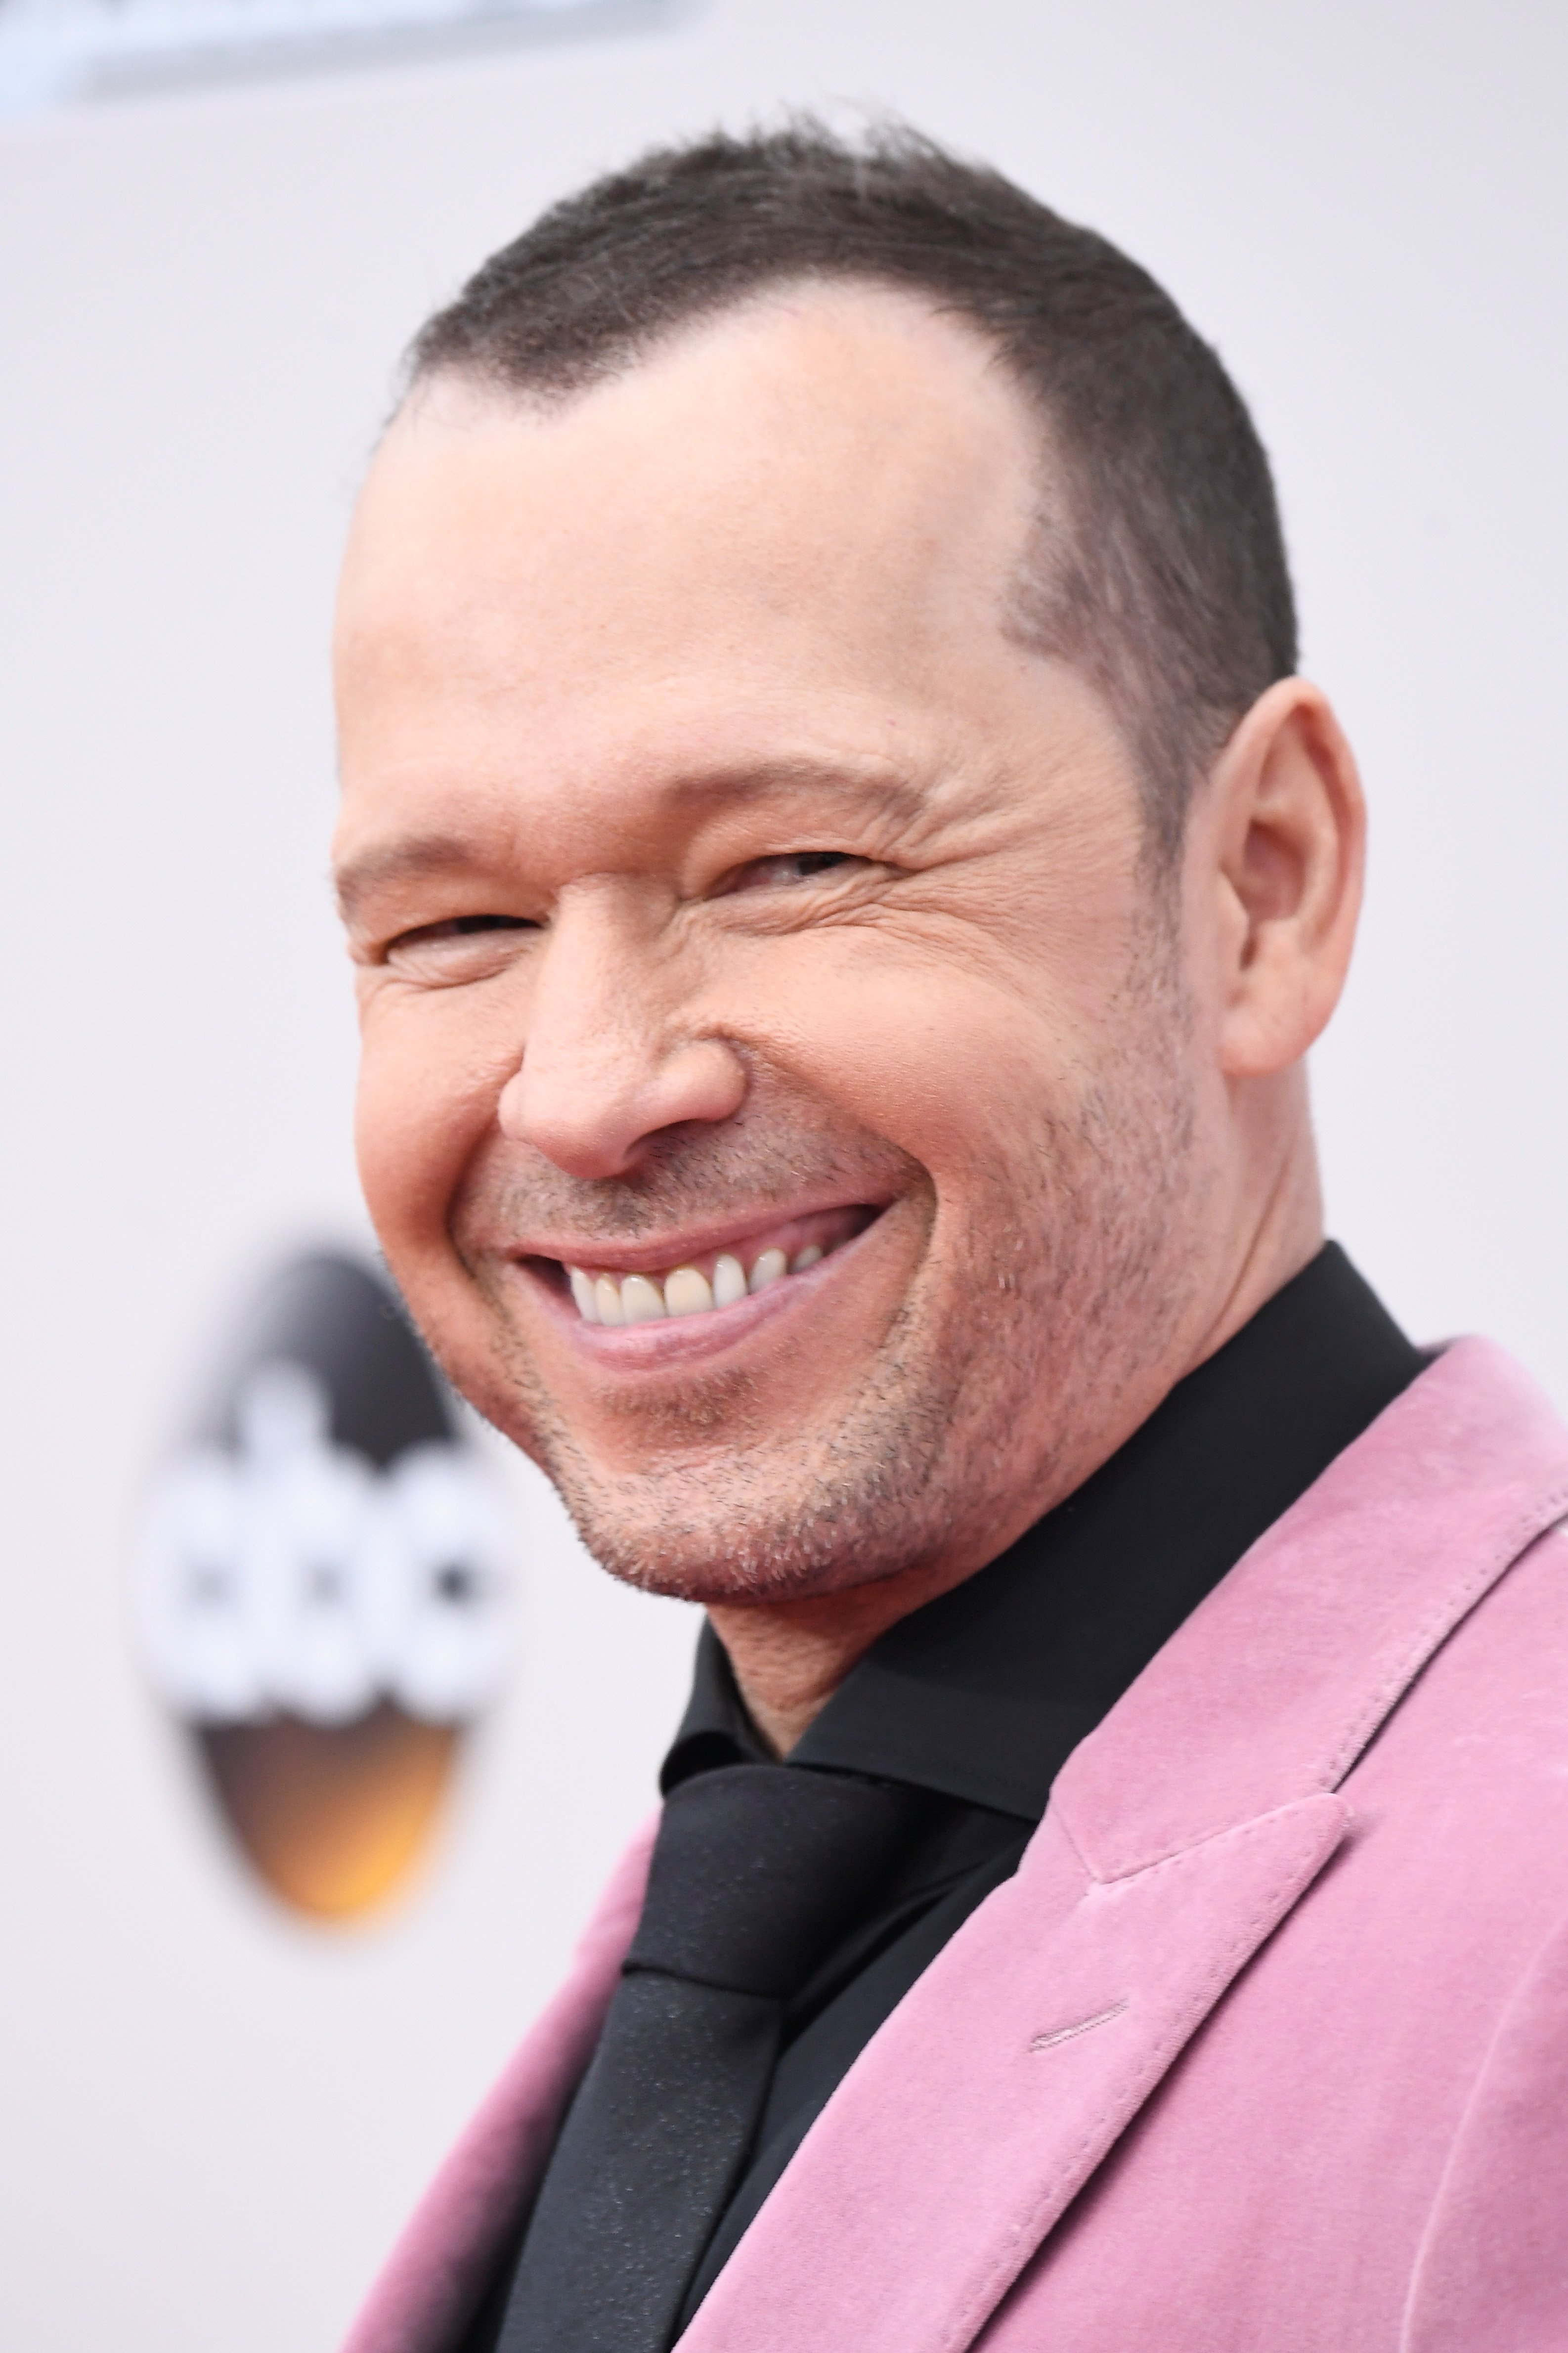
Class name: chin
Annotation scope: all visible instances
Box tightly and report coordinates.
[541,1436,961,1611]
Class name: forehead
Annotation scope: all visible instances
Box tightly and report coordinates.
[333,284,1051,854]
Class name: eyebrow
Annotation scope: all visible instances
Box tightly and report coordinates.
[661,756,932,828]
[332,760,934,922]
[333,833,484,924]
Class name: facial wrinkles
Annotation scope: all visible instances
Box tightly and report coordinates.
[442,913,1205,1608]
[343,312,1212,1611]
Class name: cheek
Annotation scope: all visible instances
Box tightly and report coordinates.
[725,935,1068,1187]
[353,992,514,1258]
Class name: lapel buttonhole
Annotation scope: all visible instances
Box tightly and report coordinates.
[1029,1998,1130,2054]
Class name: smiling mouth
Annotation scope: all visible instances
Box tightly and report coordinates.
[529,1205,880,1329]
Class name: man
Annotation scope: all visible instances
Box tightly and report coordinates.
[333,125,1568,2353]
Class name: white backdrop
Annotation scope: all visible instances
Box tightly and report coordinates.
[1,4,1564,2347]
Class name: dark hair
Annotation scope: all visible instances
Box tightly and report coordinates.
[409,120,1298,862]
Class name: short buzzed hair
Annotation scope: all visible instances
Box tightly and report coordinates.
[409,120,1298,863]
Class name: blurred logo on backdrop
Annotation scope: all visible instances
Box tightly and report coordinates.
[132,1250,518,1922]
[0,0,680,116]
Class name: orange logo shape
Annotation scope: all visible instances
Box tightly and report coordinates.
[132,1253,517,1919]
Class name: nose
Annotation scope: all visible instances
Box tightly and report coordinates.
[496,886,746,1180]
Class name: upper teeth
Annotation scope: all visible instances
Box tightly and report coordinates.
[567,1243,828,1326]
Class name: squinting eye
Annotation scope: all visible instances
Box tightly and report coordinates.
[390,915,534,951]
[725,851,856,893]
[381,913,537,977]
[422,915,533,940]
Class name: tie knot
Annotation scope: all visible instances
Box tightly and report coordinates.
[626,1763,931,2001]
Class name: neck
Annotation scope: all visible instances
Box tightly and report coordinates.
[708,1559,970,1756]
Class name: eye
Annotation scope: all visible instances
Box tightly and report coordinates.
[407,915,533,941]
[382,913,537,979]
[721,851,860,894]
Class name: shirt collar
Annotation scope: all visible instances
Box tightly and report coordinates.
[662,1243,1425,1820]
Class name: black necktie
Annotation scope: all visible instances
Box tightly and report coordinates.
[496,1761,931,2353]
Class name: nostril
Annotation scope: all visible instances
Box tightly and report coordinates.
[498,1038,748,1177]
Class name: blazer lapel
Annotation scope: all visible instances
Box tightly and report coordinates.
[678,1340,1568,2353]
[677,1792,1347,2353]
[343,1815,658,2353]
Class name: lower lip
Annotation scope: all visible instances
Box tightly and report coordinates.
[517,1222,879,1371]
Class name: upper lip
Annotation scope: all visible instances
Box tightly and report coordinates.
[504,1195,888,1277]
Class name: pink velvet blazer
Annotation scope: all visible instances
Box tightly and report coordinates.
[345,1339,1568,2353]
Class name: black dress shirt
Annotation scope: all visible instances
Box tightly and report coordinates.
[464,1242,1423,2350]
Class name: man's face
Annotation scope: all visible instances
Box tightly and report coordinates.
[333,285,1231,1607]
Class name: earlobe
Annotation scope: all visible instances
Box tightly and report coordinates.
[1210,679,1366,1080]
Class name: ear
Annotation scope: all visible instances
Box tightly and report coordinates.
[1194,678,1367,1080]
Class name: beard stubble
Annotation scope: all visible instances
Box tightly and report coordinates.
[447,927,1205,1609]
